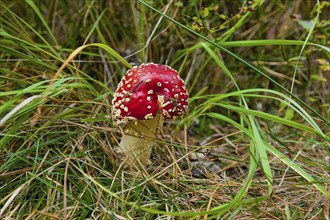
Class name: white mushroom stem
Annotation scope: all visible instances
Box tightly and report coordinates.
[118,113,163,165]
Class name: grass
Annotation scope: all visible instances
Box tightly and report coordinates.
[0,0,329,219]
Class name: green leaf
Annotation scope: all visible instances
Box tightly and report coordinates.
[201,7,209,18]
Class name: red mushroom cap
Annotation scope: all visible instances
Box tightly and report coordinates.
[112,63,189,124]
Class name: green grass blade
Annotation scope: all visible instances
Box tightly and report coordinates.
[214,103,329,142]
[186,40,329,52]
[224,40,329,52]
[201,42,273,193]
[264,142,330,199]
[207,112,330,199]
[25,0,59,48]
[194,88,326,137]
[138,0,329,126]
[289,0,321,113]
[88,43,132,69]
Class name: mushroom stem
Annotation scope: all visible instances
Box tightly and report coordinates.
[118,114,162,165]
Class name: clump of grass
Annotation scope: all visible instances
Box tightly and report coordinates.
[1,1,329,219]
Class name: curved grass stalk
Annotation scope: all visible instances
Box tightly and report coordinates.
[206,113,330,199]
[184,39,330,53]
[191,88,327,139]
[202,41,273,194]
[138,0,329,127]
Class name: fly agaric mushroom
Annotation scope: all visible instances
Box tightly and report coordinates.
[112,63,189,165]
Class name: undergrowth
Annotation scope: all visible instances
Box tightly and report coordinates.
[0,1,329,219]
